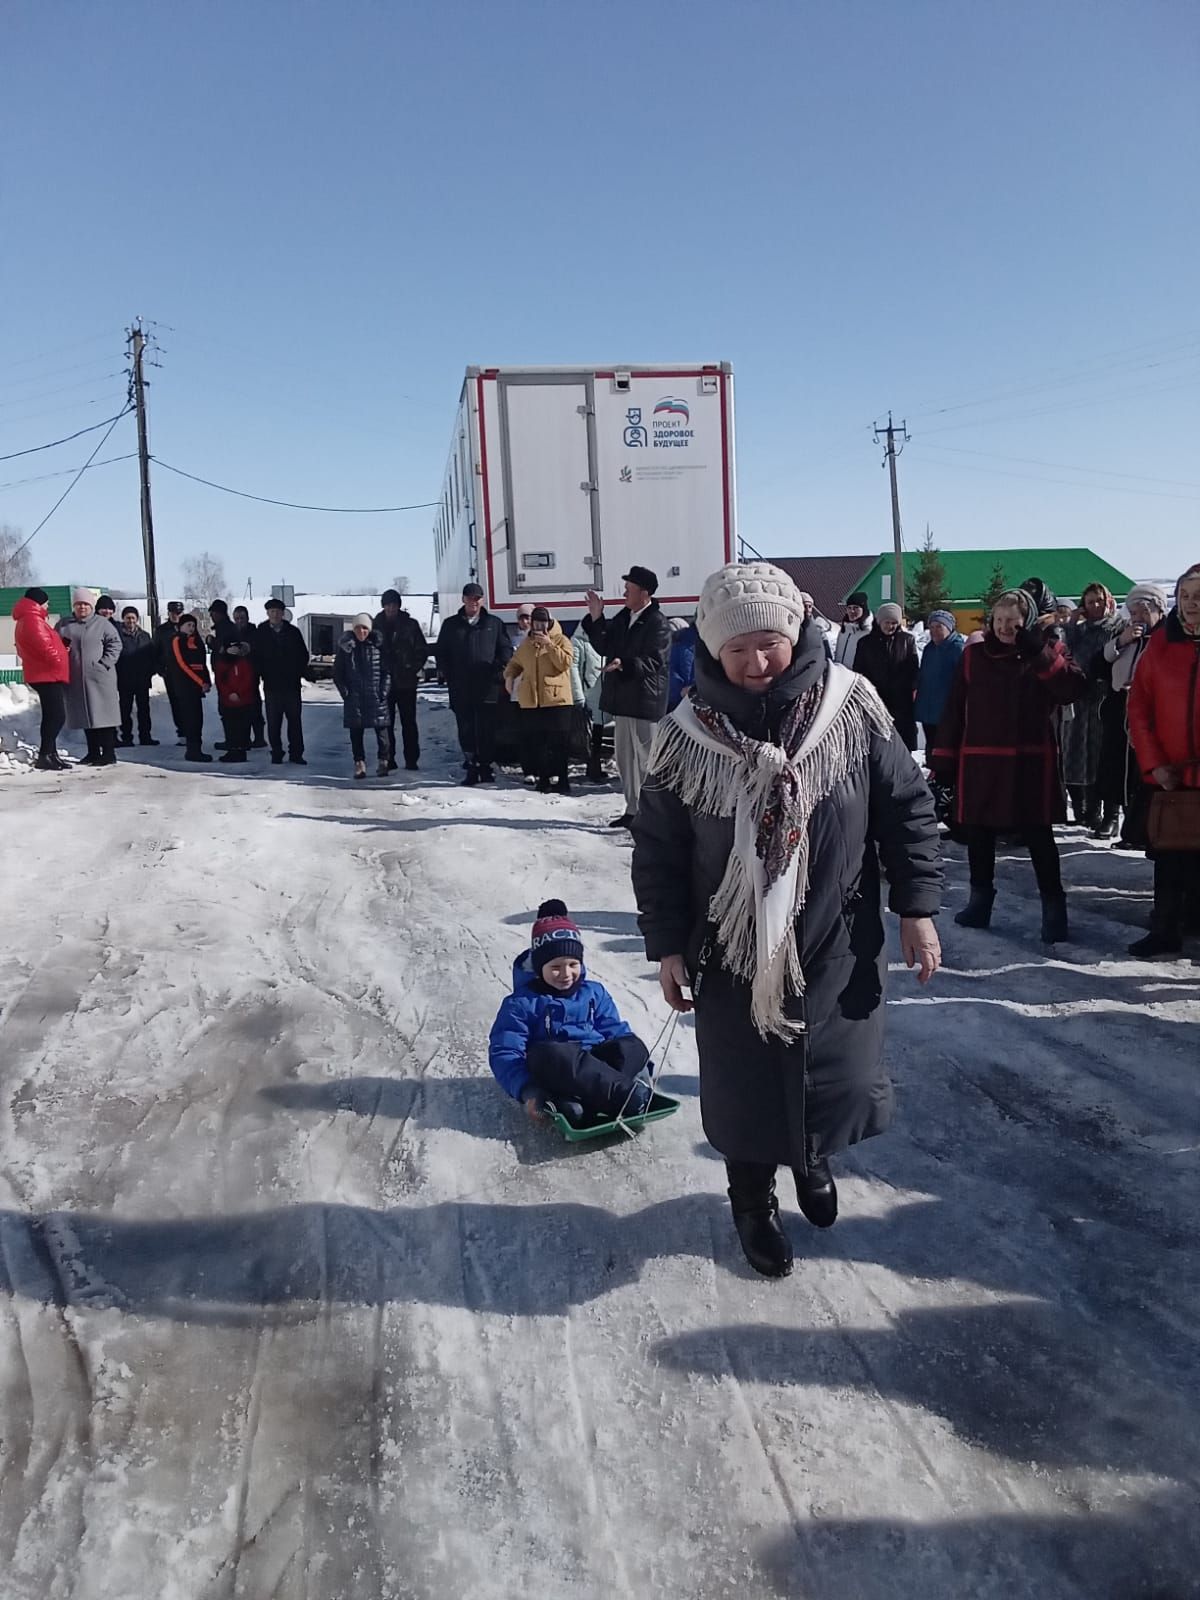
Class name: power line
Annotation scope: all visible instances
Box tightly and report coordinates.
[0,408,134,463]
[0,452,137,491]
[906,448,1200,501]
[0,354,125,393]
[0,371,127,410]
[916,372,1200,437]
[0,330,116,370]
[912,441,1200,490]
[151,456,439,513]
[8,410,133,560]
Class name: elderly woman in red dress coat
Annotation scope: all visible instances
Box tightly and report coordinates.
[931,589,1086,943]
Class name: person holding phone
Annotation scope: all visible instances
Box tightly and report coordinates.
[503,605,574,794]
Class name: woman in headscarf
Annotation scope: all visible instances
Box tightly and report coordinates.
[931,590,1086,942]
[851,602,919,750]
[1059,582,1123,826]
[56,587,122,766]
[1097,584,1168,843]
[632,563,942,1279]
[1127,565,1200,956]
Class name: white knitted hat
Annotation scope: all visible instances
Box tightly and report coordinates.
[351,613,373,628]
[695,563,807,656]
[71,586,98,607]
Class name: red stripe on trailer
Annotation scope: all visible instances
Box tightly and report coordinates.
[476,374,496,606]
[490,593,702,612]
[719,373,732,563]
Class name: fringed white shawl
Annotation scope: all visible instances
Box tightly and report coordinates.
[647,664,894,1040]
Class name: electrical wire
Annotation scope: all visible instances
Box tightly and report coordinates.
[151,457,439,513]
[8,410,133,560]
[911,441,1200,491]
[0,409,134,464]
[915,372,1200,437]
[0,330,116,370]
[0,371,127,410]
[0,452,138,491]
[0,393,131,432]
[906,448,1200,501]
[0,354,125,393]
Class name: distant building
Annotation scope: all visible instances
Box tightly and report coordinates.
[765,556,877,622]
[1,583,109,678]
[767,549,1136,635]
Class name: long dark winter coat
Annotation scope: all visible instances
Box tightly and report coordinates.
[333,630,392,728]
[631,633,942,1171]
[57,613,122,729]
[435,607,512,708]
[931,631,1087,828]
[116,624,156,689]
[373,608,430,688]
[1059,613,1122,788]
[581,601,672,721]
[254,620,310,694]
[852,624,919,749]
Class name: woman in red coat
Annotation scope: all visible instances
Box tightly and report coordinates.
[931,589,1086,942]
[1126,564,1200,957]
[12,587,71,770]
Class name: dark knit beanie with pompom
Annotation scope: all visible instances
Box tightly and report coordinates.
[530,899,584,975]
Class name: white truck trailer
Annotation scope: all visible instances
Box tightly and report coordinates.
[433,363,736,623]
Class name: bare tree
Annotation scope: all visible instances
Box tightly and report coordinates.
[391,575,410,596]
[180,552,229,633]
[0,524,35,588]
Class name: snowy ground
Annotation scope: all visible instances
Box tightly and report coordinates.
[1,685,1198,1600]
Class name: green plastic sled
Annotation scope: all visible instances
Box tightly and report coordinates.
[545,1090,681,1143]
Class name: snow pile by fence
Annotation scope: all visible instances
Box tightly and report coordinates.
[0,681,37,773]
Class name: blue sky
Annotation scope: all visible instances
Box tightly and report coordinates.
[2,0,1197,599]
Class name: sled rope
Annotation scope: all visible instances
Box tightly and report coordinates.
[613,1007,681,1139]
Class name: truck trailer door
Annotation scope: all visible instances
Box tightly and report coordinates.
[497,375,601,594]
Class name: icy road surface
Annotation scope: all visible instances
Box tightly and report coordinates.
[1,685,1197,1600]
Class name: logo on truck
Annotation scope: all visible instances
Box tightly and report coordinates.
[653,396,690,422]
[623,407,649,448]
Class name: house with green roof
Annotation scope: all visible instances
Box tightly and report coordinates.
[849,548,1135,632]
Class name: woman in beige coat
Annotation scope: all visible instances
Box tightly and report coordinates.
[504,606,574,794]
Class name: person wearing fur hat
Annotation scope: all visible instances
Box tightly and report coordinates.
[1098,583,1168,843]
[333,615,394,779]
[850,602,919,750]
[57,588,122,765]
[1126,565,1200,956]
[930,589,1086,941]
[488,900,653,1127]
[833,591,873,669]
[632,562,942,1279]
[914,609,965,752]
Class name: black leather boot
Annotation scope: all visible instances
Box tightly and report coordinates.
[726,1162,793,1278]
[794,1157,838,1229]
[1040,894,1069,944]
[954,886,995,928]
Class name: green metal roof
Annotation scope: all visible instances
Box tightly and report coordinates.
[851,548,1135,608]
[2,584,109,618]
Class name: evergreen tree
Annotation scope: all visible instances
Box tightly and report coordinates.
[905,530,951,621]
[980,561,1009,614]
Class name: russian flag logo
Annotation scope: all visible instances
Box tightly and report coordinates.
[653,396,690,422]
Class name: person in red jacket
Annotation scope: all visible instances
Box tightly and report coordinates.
[931,589,1087,943]
[1126,564,1200,956]
[12,587,71,770]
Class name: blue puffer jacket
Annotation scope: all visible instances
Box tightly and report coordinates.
[914,631,965,727]
[488,953,633,1102]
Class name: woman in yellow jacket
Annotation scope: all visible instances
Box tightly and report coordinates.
[504,605,575,794]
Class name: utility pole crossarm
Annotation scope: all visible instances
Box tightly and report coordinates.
[874,412,910,612]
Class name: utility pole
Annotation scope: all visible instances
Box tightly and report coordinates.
[874,412,909,611]
[128,320,160,633]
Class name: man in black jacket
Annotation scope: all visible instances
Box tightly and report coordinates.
[373,588,429,771]
[434,583,512,786]
[116,606,159,746]
[581,565,672,827]
[255,598,311,764]
[154,601,186,744]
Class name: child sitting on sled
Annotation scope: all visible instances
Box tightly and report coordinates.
[489,900,653,1126]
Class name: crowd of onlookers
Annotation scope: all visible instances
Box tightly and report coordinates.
[12,562,1200,958]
